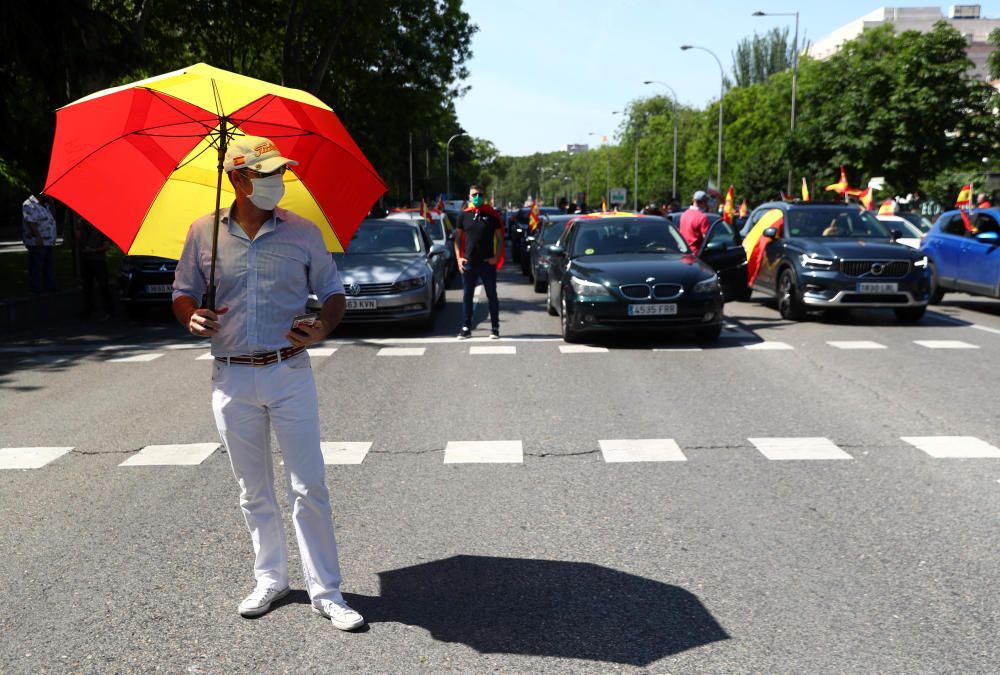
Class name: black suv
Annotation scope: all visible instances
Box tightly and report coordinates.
[741,201,931,321]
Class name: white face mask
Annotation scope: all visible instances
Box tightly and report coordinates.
[245,173,285,210]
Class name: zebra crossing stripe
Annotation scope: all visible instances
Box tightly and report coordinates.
[444,440,523,464]
[0,447,74,470]
[470,345,516,355]
[749,437,852,460]
[107,353,164,363]
[900,436,1000,459]
[377,347,426,356]
[195,352,215,361]
[119,443,219,466]
[745,342,794,351]
[913,340,979,349]
[599,439,686,462]
[559,345,608,354]
[308,348,338,357]
[320,442,371,464]
[827,341,886,350]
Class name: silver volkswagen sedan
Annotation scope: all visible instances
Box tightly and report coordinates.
[311,218,448,326]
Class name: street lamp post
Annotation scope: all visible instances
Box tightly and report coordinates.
[613,110,640,211]
[680,45,724,193]
[445,132,468,200]
[643,81,679,200]
[753,10,799,193]
[588,132,610,208]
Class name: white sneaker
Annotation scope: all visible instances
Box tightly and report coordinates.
[314,599,365,631]
[238,584,290,617]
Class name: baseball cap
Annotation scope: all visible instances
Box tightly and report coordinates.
[693,190,708,202]
[223,135,299,173]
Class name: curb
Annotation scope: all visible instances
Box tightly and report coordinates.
[0,287,84,336]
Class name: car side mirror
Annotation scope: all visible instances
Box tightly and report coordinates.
[429,243,446,256]
[547,245,566,257]
[763,227,777,238]
[974,231,1000,244]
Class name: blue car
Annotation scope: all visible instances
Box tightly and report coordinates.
[920,208,1000,303]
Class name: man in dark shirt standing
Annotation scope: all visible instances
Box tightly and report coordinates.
[455,184,504,339]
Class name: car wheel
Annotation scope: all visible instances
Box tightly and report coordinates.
[928,261,945,304]
[894,306,926,322]
[694,323,722,343]
[560,290,582,343]
[547,284,558,316]
[777,269,806,321]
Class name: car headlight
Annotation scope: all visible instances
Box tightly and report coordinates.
[800,253,835,269]
[392,276,426,292]
[693,275,720,294]
[913,256,929,268]
[570,276,610,297]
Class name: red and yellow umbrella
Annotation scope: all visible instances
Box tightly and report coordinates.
[44,63,386,260]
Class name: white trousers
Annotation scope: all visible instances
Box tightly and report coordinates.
[211,352,344,605]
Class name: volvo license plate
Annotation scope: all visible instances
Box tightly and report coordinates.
[857,282,897,293]
[346,299,377,310]
[628,303,677,316]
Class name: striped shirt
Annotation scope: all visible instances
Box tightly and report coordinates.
[173,205,344,357]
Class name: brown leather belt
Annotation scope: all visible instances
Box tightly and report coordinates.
[216,345,305,366]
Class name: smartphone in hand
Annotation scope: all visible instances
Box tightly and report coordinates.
[291,312,319,335]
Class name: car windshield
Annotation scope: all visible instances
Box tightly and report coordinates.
[347,222,421,254]
[570,218,690,256]
[898,212,931,233]
[539,221,566,244]
[422,218,445,240]
[785,207,892,238]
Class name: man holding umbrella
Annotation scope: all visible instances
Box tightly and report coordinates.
[172,135,364,631]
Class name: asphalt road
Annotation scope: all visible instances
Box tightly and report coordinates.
[1,260,998,673]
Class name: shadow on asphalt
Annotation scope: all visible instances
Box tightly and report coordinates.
[337,555,727,665]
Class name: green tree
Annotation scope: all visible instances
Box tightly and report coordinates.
[732,28,794,88]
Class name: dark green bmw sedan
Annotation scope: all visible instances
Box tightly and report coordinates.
[545,213,745,343]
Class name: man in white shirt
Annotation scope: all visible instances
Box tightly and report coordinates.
[172,135,363,631]
[22,193,58,293]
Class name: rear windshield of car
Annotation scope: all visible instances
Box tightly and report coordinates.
[422,218,445,240]
[571,218,690,256]
[785,207,892,238]
[347,222,421,254]
[878,217,923,239]
[539,221,566,244]
[898,212,931,233]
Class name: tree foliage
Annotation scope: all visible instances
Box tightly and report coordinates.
[0,0,478,226]
[732,28,794,88]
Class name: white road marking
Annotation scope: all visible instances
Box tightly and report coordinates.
[164,343,209,350]
[119,443,219,466]
[599,439,687,462]
[971,324,1000,336]
[376,347,426,356]
[653,346,703,352]
[744,342,794,351]
[107,353,164,363]
[444,440,523,464]
[320,442,371,465]
[195,352,215,361]
[559,345,609,353]
[749,437,853,460]
[0,447,74,470]
[913,340,979,349]
[308,347,338,357]
[470,345,516,355]
[827,341,887,349]
[900,436,1000,459]
[723,323,756,338]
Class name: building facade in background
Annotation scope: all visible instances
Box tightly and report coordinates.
[808,5,1000,82]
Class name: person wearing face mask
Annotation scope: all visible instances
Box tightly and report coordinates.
[455,184,505,339]
[171,135,365,632]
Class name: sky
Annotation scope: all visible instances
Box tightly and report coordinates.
[454,0,1000,156]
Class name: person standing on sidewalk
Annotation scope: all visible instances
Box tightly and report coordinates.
[455,184,505,339]
[172,135,364,631]
[22,193,58,293]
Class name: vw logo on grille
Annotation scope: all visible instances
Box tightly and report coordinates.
[346,282,361,296]
[870,263,885,276]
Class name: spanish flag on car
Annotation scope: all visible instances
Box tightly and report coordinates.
[738,200,748,218]
[825,166,849,195]
[955,184,973,208]
[528,199,541,231]
[722,186,735,225]
[801,177,810,202]
[420,199,433,222]
[742,208,784,286]
[855,187,874,211]
[877,199,895,216]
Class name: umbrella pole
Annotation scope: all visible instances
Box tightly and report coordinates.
[203,119,228,311]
